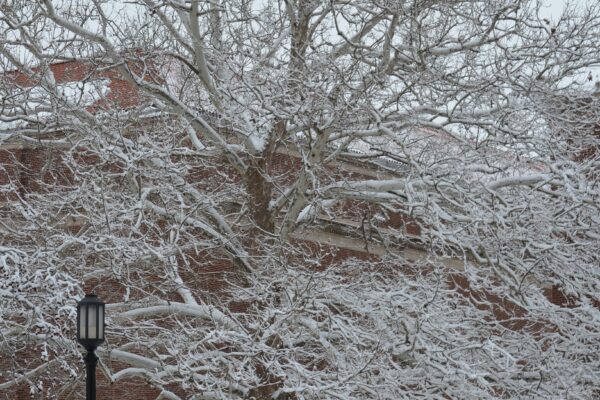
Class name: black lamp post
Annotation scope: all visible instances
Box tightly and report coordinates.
[77,293,105,400]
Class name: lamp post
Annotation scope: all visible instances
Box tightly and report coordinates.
[77,293,105,400]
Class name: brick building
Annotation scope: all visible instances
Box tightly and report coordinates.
[0,59,592,399]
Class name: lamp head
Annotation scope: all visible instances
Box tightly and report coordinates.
[76,293,105,351]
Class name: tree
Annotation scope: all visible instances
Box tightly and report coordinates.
[1,0,600,398]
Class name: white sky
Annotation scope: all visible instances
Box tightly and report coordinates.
[541,0,568,19]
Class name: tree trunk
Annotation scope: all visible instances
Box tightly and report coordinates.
[245,155,274,234]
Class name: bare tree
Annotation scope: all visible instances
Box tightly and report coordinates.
[1,0,600,398]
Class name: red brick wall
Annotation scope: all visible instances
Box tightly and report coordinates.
[2,59,590,400]
[5,59,153,112]
[0,149,21,202]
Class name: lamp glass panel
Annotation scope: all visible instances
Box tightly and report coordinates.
[98,306,104,339]
[78,304,86,340]
[88,305,97,339]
